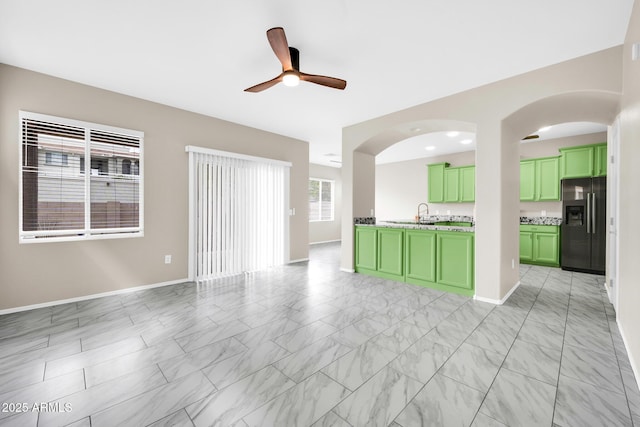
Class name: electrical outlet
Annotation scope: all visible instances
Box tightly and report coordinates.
[512,259,515,269]
[164,255,172,264]
[370,209,374,216]
[541,210,547,217]
[446,210,451,215]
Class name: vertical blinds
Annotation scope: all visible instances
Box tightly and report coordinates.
[189,148,290,281]
[19,111,143,242]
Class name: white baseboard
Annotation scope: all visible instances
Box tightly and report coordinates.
[0,278,190,315]
[288,258,309,264]
[617,319,640,394]
[474,280,521,305]
[340,267,355,273]
[309,239,341,245]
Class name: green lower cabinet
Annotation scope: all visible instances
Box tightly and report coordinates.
[436,232,474,293]
[355,227,377,272]
[519,225,559,267]
[377,228,404,280]
[405,229,437,284]
[355,226,474,296]
[533,233,559,266]
[519,231,533,262]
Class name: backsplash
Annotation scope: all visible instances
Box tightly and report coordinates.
[421,215,474,223]
[353,217,376,225]
[520,216,562,225]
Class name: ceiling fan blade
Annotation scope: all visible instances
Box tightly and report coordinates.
[299,72,347,90]
[267,27,293,71]
[522,135,539,140]
[244,74,283,92]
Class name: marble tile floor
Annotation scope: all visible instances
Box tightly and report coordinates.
[0,242,639,426]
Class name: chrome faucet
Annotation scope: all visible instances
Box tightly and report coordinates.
[417,203,429,223]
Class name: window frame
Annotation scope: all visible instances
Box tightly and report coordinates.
[18,111,144,244]
[308,177,335,222]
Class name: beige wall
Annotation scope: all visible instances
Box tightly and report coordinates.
[375,132,607,220]
[618,0,640,386]
[309,163,342,244]
[342,46,622,303]
[0,64,309,310]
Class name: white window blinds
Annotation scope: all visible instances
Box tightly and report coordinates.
[187,146,290,281]
[19,111,143,242]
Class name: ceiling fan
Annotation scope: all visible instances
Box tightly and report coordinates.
[244,27,347,93]
[522,134,539,140]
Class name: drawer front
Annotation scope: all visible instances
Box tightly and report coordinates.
[519,224,558,233]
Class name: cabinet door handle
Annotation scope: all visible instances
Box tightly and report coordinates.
[592,193,596,234]
[586,193,591,234]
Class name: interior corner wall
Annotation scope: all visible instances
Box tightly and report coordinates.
[0,64,309,310]
[617,0,640,390]
[309,163,342,244]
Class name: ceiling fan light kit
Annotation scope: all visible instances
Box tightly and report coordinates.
[244,27,346,93]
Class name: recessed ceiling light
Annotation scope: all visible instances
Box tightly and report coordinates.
[446,131,460,137]
[410,127,421,132]
[460,139,472,145]
[425,146,436,151]
[538,126,551,132]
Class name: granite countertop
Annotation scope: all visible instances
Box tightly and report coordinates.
[355,216,474,232]
[520,216,562,226]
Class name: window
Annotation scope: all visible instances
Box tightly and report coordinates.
[19,111,144,243]
[309,178,334,221]
[45,152,68,166]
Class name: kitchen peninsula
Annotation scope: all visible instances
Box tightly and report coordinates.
[354,216,474,296]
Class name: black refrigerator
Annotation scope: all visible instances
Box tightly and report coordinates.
[561,177,606,274]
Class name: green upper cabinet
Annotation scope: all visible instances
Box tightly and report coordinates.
[427,163,448,203]
[559,143,607,179]
[428,163,474,203]
[536,157,560,200]
[377,228,404,279]
[520,160,536,201]
[520,156,559,201]
[594,143,607,177]
[444,168,460,202]
[459,166,475,202]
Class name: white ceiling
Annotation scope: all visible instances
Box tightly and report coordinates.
[375,122,608,165]
[0,1,633,167]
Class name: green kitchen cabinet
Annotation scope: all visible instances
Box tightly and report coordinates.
[444,168,459,203]
[405,229,437,284]
[559,143,607,179]
[536,157,560,200]
[519,231,534,262]
[459,166,475,202]
[428,162,474,203]
[427,163,448,203]
[595,143,607,177]
[519,224,559,267]
[436,231,474,291]
[377,228,404,279]
[520,160,536,201]
[520,157,559,201]
[533,232,559,265]
[355,227,377,272]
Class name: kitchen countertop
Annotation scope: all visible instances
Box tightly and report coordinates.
[520,216,562,226]
[356,221,474,233]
